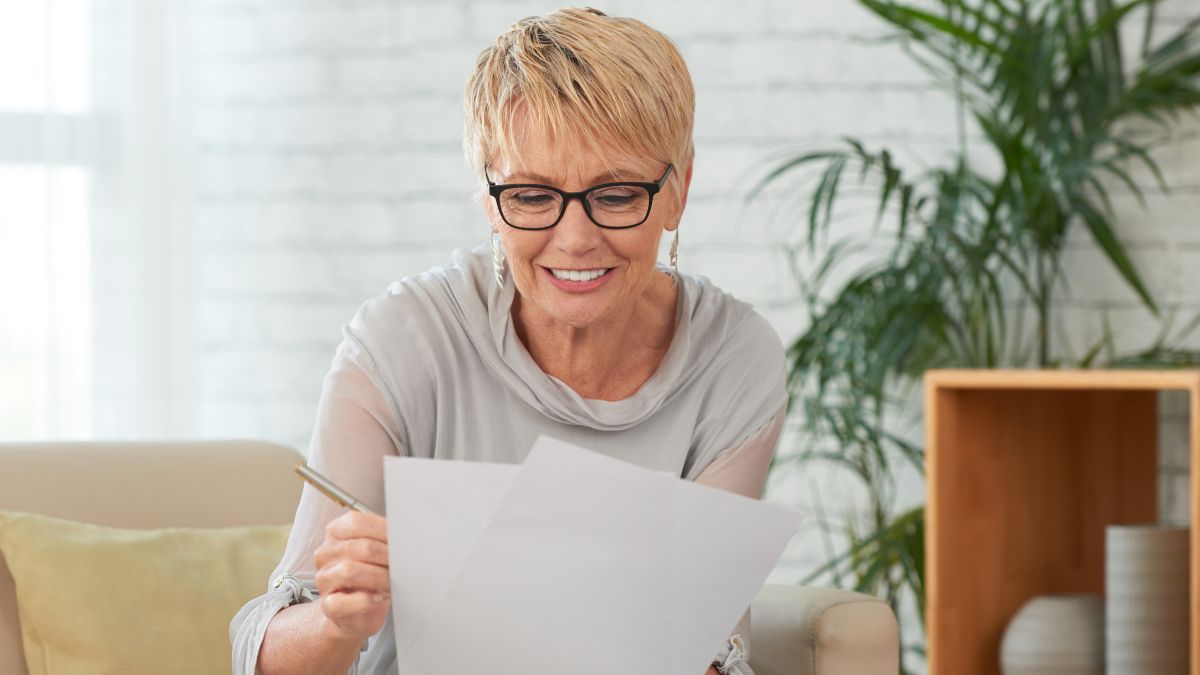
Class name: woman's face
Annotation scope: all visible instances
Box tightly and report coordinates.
[485,120,691,330]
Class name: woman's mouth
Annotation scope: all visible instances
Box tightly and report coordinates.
[541,266,615,292]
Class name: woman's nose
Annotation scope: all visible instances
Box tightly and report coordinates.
[552,197,601,254]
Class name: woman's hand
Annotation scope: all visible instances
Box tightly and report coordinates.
[312,511,391,643]
[705,667,720,675]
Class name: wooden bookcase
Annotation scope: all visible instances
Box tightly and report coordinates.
[925,370,1200,675]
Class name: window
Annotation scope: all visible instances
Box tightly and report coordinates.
[0,0,94,438]
[0,0,185,441]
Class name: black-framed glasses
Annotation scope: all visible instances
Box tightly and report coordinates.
[486,164,673,230]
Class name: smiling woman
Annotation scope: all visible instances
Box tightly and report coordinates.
[231,8,787,675]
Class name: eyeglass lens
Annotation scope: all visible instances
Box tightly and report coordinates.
[498,185,652,229]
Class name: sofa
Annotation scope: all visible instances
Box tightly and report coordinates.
[0,440,900,675]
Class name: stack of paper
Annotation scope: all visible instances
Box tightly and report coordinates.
[383,435,805,675]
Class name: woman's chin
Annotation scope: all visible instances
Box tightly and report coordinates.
[542,300,611,329]
[530,286,613,328]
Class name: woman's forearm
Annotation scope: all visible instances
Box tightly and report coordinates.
[256,602,366,675]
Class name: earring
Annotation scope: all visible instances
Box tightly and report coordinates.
[491,233,506,287]
[669,229,679,275]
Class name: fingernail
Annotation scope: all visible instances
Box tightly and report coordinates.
[373,593,386,602]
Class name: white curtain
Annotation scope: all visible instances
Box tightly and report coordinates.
[0,0,191,440]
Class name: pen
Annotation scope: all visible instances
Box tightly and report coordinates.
[294,464,378,515]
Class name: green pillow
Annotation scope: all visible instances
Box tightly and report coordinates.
[0,510,290,675]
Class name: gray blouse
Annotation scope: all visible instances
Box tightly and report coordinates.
[230,242,789,674]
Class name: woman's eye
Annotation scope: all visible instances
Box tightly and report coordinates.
[593,190,639,207]
[513,192,554,206]
[598,195,633,205]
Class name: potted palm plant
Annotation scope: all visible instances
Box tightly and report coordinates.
[752,1,1200,672]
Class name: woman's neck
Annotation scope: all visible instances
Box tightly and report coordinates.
[512,273,679,401]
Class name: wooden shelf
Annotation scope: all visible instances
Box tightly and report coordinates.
[925,369,1200,675]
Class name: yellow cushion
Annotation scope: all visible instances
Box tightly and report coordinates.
[0,510,290,675]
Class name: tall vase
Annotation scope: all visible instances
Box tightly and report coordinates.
[1000,594,1104,675]
[1106,524,1190,675]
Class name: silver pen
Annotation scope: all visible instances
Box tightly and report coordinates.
[294,464,377,515]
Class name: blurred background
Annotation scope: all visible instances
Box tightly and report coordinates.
[2,1,1198,671]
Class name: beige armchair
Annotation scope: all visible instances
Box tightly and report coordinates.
[0,440,899,675]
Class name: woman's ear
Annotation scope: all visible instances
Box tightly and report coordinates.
[669,160,694,232]
[480,191,502,235]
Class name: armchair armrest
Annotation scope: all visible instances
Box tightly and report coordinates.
[749,584,899,675]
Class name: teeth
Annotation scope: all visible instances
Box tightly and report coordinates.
[551,268,608,282]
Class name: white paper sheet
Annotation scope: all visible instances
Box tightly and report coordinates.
[383,457,519,657]
[384,436,805,675]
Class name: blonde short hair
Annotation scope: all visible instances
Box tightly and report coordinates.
[463,7,695,202]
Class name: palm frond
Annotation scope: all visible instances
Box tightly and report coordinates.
[754,3,1200,671]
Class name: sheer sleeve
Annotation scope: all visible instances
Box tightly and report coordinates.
[694,403,787,675]
[229,330,407,675]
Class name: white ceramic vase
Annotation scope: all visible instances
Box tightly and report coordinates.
[1000,594,1104,675]
[1106,524,1190,675]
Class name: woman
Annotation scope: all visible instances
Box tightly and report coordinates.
[231,8,787,675]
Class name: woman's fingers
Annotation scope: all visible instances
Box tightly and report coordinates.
[313,511,390,570]
[319,589,391,641]
[321,589,391,614]
[324,511,388,543]
[311,511,392,642]
[315,558,390,596]
[313,534,389,568]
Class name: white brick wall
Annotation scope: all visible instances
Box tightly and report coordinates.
[183,1,1198,669]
